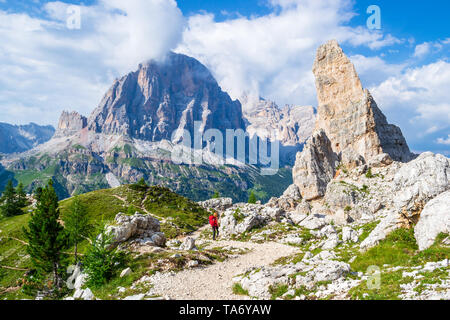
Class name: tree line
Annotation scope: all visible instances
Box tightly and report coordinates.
[1,179,124,298]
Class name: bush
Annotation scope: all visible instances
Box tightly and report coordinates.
[83,226,127,288]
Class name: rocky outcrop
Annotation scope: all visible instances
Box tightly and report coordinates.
[88,52,245,143]
[393,152,450,224]
[292,39,412,200]
[198,197,233,212]
[414,190,450,250]
[106,213,166,248]
[54,111,87,137]
[233,251,351,300]
[0,122,55,154]
[267,184,302,212]
[292,130,338,200]
[242,96,316,147]
[313,40,412,166]
[219,204,283,237]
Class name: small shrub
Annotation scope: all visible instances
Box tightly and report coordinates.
[83,226,127,288]
[232,283,249,296]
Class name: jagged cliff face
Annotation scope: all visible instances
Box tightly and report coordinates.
[87,52,245,142]
[54,111,87,138]
[242,97,316,147]
[293,40,414,200]
[312,40,412,166]
[0,122,55,154]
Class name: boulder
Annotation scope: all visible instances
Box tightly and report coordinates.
[180,237,196,251]
[393,152,450,224]
[414,190,450,250]
[299,214,328,230]
[198,198,233,212]
[360,212,403,250]
[267,185,302,212]
[120,267,132,278]
[106,213,166,248]
[292,130,338,200]
[73,288,94,300]
[342,227,359,243]
[219,204,279,237]
[312,261,351,283]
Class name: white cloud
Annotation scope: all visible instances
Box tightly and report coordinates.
[350,54,406,86]
[413,42,432,58]
[370,61,450,143]
[437,135,450,145]
[0,0,184,125]
[176,0,401,109]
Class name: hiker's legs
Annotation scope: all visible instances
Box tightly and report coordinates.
[212,226,216,240]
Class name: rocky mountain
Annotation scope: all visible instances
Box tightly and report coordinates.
[54,111,87,138]
[241,96,316,165]
[87,52,245,142]
[293,40,414,200]
[0,53,293,202]
[241,96,315,146]
[0,122,55,154]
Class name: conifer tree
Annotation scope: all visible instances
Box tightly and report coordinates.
[16,182,29,208]
[63,196,93,264]
[23,180,67,289]
[0,180,21,217]
[248,191,257,204]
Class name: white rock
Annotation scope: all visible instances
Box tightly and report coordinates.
[299,214,327,230]
[123,294,145,300]
[360,212,402,250]
[394,152,450,220]
[342,227,359,243]
[180,237,196,251]
[187,260,199,268]
[312,261,351,283]
[74,288,94,300]
[120,267,132,278]
[415,190,450,250]
[198,198,233,211]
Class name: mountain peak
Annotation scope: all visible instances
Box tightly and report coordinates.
[87,52,244,142]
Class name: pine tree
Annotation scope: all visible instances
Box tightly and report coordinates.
[63,196,93,264]
[34,186,43,202]
[137,177,147,187]
[212,191,220,199]
[84,225,125,287]
[23,180,67,289]
[248,191,257,204]
[0,180,21,217]
[16,182,29,208]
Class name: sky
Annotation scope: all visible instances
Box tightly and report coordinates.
[0,0,449,155]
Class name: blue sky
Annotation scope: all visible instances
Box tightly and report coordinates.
[0,0,449,155]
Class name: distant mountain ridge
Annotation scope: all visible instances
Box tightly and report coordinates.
[0,52,312,202]
[0,122,55,154]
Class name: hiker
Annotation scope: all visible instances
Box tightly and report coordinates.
[209,211,219,240]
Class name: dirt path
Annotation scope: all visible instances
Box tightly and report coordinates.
[112,194,170,223]
[149,239,298,300]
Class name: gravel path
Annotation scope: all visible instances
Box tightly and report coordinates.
[149,239,298,300]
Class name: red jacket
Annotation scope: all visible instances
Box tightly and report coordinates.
[209,215,218,227]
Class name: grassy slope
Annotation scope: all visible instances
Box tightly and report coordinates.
[0,184,210,299]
